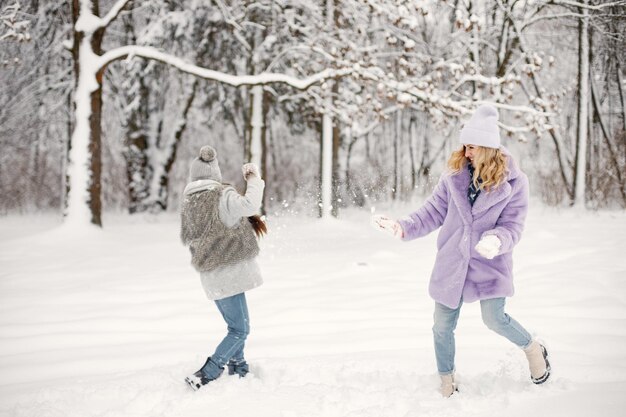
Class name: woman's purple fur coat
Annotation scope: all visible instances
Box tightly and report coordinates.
[398,149,529,309]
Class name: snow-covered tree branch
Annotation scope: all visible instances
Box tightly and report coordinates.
[65,0,359,226]
[3,0,624,218]
[545,0,626,10]
[99,45,353,89]
[0,1,30,42]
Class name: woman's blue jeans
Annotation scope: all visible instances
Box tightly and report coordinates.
[201,292,250,379]
[433,297,532,375]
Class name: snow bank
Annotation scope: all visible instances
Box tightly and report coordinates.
[0,207,625,416]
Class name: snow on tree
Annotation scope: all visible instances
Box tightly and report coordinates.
[66,0,351,227]
[2,0,624,218]
[277,0,552,210]
[0,1,30,43]
[0,2,71,213]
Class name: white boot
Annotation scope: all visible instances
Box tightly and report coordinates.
[440,373,457,397]
[523,340,551,384]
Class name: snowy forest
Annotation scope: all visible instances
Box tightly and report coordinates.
[1,0,625,225]
[2,2,626,416]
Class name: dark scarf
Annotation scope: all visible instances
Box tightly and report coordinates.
[467,163,482,206]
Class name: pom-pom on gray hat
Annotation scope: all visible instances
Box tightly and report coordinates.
[459,104,501,149]
[189,145,222,182]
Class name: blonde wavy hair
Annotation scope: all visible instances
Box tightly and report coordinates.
[447,145,508,191]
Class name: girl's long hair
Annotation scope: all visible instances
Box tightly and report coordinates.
[447,145,508,191]
[248,215,267,237]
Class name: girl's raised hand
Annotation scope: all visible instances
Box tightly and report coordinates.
[242,163,260,180]
[371,214,403,239]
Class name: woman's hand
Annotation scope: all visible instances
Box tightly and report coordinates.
[475,234,501,259]
[242,163,260,180]
[371,214,403,239]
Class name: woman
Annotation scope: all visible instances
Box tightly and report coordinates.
[372,105,550,397]
[180,145,266,391]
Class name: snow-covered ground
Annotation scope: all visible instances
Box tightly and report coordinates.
[0,206,625,417]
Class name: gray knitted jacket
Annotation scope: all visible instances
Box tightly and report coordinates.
[180,178,265,300]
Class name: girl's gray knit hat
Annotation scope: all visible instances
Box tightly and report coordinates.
[189,146,222,182]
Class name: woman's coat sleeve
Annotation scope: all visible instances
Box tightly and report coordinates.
[397,176,449,241]
[481,174,529,255]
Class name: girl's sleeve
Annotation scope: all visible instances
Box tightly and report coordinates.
[397,175,449,241]
[481,174,529,254]
[219,177,266,228]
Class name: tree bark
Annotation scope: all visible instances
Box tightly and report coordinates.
[573,1,589,208]
[69,0,104,226]
[617,60,626,134]
[590,72,626,206]
[392,109,400,200]
[408,113,417,190]
[319,0,337,218]
[89,65,103,225]
[320,101,333,218]
[249,85,264,167]
[331,81,341,217]
[260,88,271,215]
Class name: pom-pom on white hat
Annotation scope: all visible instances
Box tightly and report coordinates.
[189,145,222,182]
[459,104,501,149]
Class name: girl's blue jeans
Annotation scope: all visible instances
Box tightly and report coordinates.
[433,297,533,375]
[201,292,250,379]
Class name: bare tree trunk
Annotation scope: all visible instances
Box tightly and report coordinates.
[89,65,103,225]
[419,117,431,182]
[408,113,417,190]
[574,1,590,208]
[392,109,400,200]
[249,85,264,167]
[267,115,282,203]
[63,87,72,212]
[71,0,104,226]
[244,87,254,162]
[590,72,626,206]
[259,88,271,215]
[319,0,336,218]
[617,60,626,134]
[320,103,333,218]
[468,0,480,95]
[331,83,341,217]
[69,0,82,220]
[318,119,325,218]
[345,132,364,206]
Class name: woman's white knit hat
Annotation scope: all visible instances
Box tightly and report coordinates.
[459,104,501,149]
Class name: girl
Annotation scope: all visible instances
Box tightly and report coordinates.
[372,105,550,397]
[180,145,266,391]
